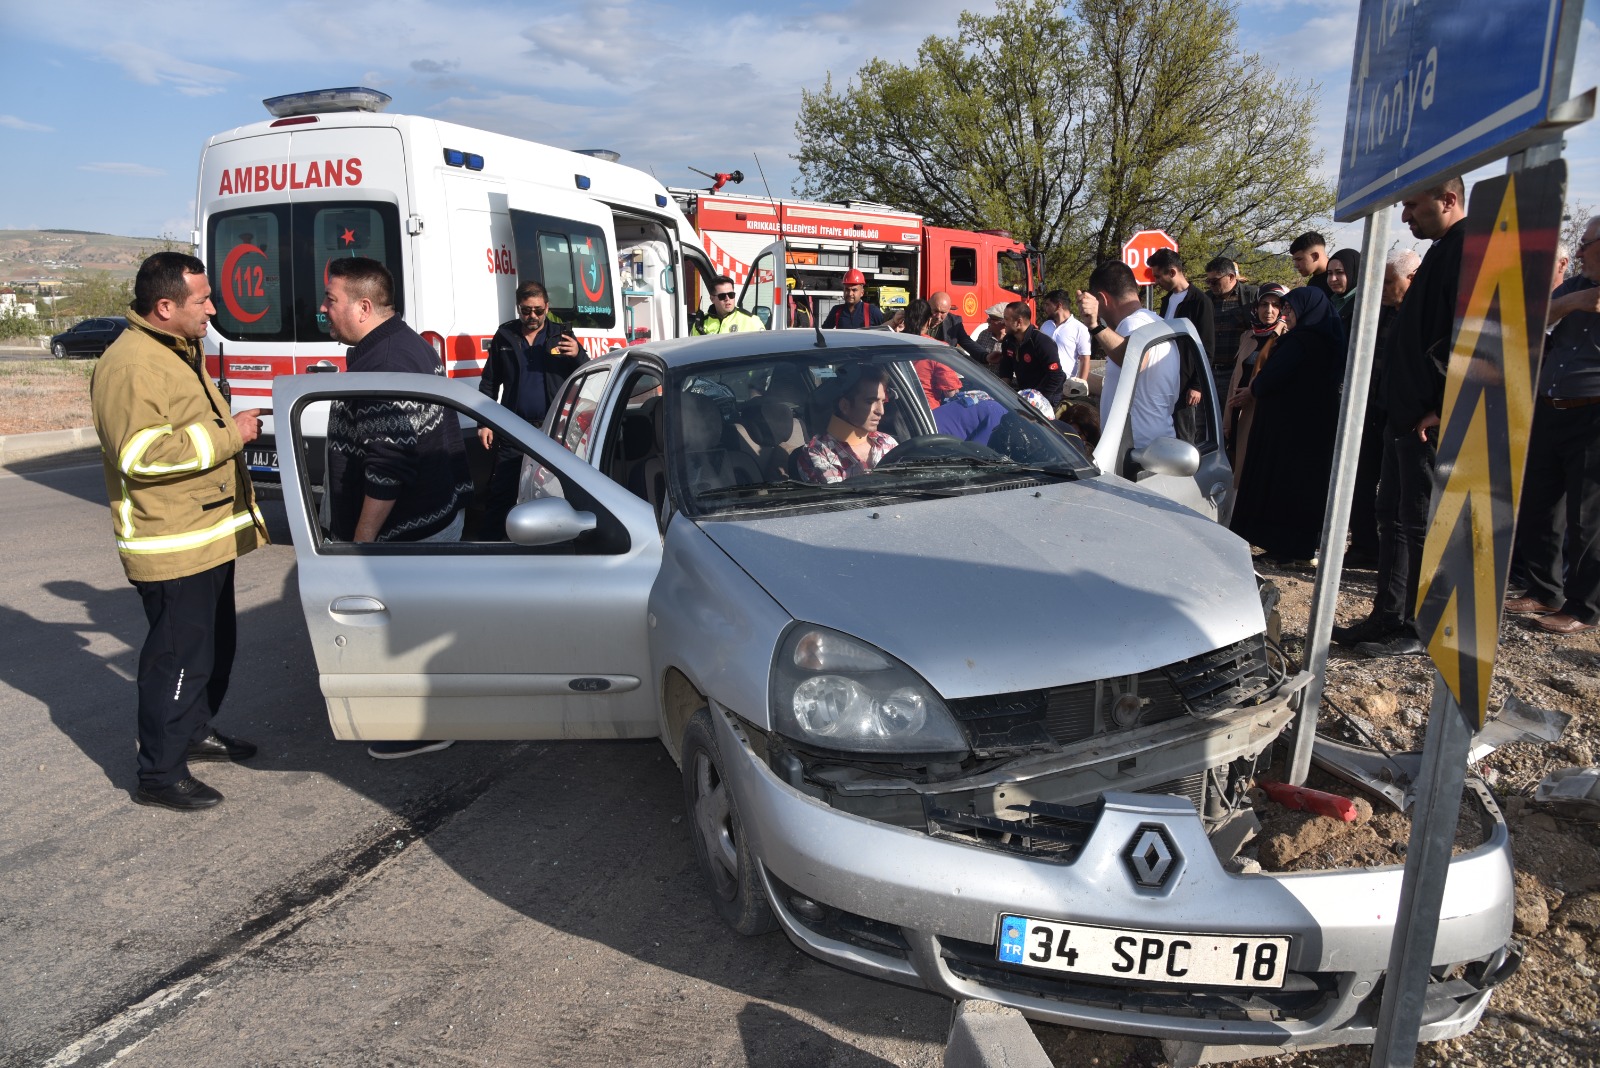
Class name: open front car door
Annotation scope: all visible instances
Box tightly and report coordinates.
[273,372,661,742]
[1093,317,1232,521]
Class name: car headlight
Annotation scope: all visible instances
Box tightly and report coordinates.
[771,625,969,755]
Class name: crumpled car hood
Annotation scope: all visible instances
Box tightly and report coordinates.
[699,477,1265,700]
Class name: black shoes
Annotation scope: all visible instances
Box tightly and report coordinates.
[1355,627,1429,658]
[186,730,257,762]
[134,776,223,811]
[1331,615,1393,647]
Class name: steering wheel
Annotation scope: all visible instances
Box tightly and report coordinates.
[878,434,1005,468]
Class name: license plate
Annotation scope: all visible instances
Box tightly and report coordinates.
[997,914,1290,989]
[244,449,279,473]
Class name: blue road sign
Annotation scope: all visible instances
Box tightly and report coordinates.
[1335,0,1575,221]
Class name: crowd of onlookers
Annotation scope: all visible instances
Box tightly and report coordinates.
[906,184,1599,656]
[1133,186,1600,654]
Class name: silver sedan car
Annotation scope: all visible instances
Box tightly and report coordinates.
[273,328,1514,1054]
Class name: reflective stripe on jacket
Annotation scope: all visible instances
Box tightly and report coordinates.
[91,310,266,582]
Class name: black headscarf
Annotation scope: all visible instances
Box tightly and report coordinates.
[1284,286,1347,352]
[1328,248,1362,311]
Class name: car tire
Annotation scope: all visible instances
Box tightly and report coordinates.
[681,708,777,936]
[51,342,67,359]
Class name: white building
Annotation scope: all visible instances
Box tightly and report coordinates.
[0,292,38,318]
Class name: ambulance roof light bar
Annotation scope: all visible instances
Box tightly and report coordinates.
[263,87,393,118]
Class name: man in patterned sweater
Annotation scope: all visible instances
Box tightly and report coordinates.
[321,257,471,544]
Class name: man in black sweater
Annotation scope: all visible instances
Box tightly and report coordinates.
[476,280,584,539]
[1336,178,1468,657]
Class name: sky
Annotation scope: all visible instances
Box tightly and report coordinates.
[0,0,1596,262]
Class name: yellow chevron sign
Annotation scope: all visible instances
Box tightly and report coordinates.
[1414,161,1564,730]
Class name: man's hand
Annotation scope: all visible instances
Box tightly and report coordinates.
[555,333,581,357]
[1185,389,1202,408]
[234,408,262,445]
[478,426,494,450]
[1076,290,1099,324]
[1416,411,1440,443]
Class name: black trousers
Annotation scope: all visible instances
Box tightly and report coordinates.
[1518,402,1600,624]
[1371,429,1437,629]
[132,560,237,788]
[1348,410,1387,558]
[476,449,523,541]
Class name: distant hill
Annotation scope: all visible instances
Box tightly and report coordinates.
[0,230,171,286]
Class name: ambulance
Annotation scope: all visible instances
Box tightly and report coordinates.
[673,188,1042,330]
[195,87,747,482]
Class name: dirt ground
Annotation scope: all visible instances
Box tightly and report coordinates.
[0,357,94,435]
[1034,559,1600,1067]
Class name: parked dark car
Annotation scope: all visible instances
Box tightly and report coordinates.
[49,317,128,359]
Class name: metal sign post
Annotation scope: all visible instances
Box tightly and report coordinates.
[1289,207,1389,784]
[1369,157,1566,1067]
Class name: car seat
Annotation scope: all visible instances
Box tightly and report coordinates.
[735,399,806,482]
[679,392,763,497]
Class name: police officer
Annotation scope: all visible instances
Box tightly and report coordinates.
[692,275,765,334]
[823,268,885,328]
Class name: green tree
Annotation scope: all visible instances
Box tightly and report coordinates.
[794,0,1333,292]
[59,270,133,319]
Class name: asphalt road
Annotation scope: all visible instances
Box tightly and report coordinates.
[0,459,952,1067]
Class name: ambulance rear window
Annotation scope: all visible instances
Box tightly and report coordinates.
[509,210,615,330]
[207,201,403,343]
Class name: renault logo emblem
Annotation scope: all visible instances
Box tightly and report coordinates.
[1124,824,1180,888]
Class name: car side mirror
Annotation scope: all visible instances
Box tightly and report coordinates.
[505,496,597,546]
[1130,436,1200,478]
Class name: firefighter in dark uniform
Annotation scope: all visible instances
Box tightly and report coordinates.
[998,301,1067,408]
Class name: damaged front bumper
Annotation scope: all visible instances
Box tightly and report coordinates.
[710,702,1518,1048]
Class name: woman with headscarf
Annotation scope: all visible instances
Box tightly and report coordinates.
[1228,286,1348,566]
[1325,248,1362,349]
[1224,282,1289,487]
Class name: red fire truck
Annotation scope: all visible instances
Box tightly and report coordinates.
[672,189,1042,330]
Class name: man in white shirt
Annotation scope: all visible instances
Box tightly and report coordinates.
[1077,260,1177,450]
[1038,289,1092,380]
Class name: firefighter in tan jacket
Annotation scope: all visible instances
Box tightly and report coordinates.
[91,252,268,811]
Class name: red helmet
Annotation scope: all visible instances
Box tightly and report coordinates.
[843,268,866,286]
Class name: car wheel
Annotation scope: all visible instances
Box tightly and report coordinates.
[681,708,776,936]
[51,342,67,359]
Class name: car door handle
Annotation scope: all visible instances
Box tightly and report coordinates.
[330,596,387,614]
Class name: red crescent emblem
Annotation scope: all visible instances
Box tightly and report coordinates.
[220,243,268,324]
[578,256,606,303]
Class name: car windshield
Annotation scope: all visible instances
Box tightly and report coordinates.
[665,344,1095,517]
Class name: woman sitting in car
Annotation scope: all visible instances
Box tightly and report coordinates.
[795,366,899,483]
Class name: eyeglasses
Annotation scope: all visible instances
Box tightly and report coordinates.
[518,304,547,317]
[1580,237,1600,255]
[712,291,736,300]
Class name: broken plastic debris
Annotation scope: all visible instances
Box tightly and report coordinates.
[1468,695,1570,764]
[1312,735,1421,811]
[1533,767,1600,820]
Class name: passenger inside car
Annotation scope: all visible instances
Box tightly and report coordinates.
[794,366,900,483]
